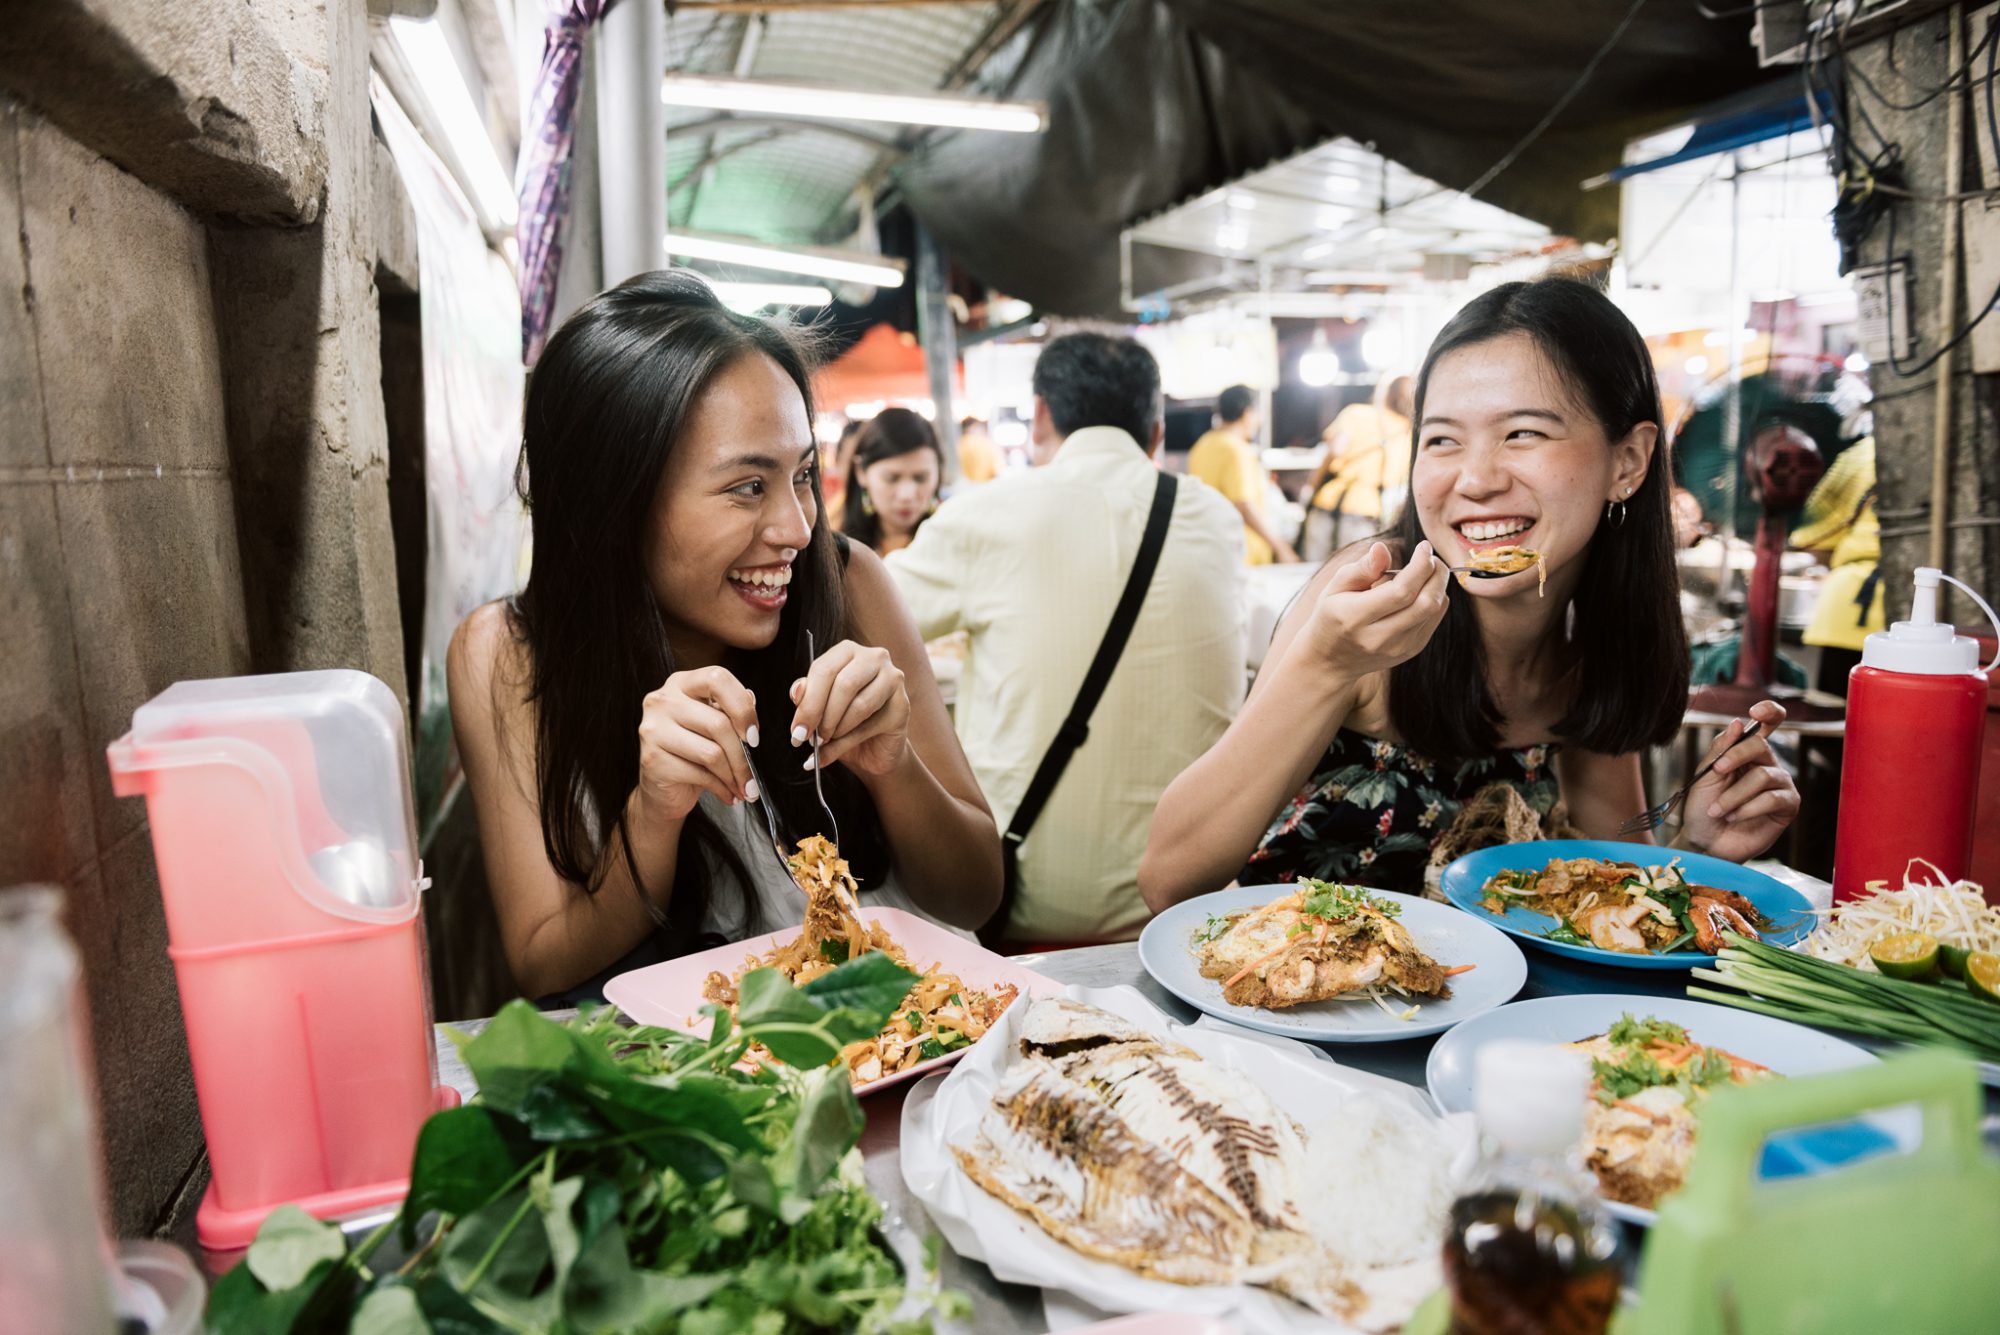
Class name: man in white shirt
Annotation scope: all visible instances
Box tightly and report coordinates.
[886,334,1246,944]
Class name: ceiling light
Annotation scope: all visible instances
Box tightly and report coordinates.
[387,17,516,230]
[1301,240,1336,261]
[661,74,1046,133]
[1298,333,1340,388]
[663,230,905,287]
[710,281,834,311]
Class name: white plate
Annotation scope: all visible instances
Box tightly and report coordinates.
[900,984,1478,1335]
[1424,993,1919,1227]
[1137,885,1528,1042]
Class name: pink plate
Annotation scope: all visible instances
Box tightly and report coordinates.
[602,906,1062,1096]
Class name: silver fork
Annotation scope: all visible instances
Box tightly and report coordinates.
[738,739,796,882]
[1617,719,1764,835]
[804,630,842,851]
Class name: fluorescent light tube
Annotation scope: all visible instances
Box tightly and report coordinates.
[660,75,1045,134]
[388,17,516,230]
[709,281,835,311]
[664,231,905,288]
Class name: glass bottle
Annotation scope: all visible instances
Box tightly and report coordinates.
[1443,1038,1622,1335]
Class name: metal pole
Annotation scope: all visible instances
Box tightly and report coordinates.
[1930,4,1964,573]
[1721,150,1744,599]
[916,223,961,486]
[595,0,666,284]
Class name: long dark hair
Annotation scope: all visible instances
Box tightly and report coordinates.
[842,407,943,550]
[1387,277,1689,759]
[511,269,884,947]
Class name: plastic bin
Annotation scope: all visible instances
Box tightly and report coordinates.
[107,670,453,1251]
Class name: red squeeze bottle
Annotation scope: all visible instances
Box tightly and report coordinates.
[1833,567,1998,902]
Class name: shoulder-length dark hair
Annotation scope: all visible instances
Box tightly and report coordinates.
[1388,277,1690,760]
[510,269,884,949]
[842,407,943,551]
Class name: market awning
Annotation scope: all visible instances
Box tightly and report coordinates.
[1598,84,1834,184]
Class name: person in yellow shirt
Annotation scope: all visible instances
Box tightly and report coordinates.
[1188,384,1298,564]
[1793,435,1885,693]
[1301,373,1414,561]
[957,415,1002,484]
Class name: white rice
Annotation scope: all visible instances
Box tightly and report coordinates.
[1296,1092,1461,1269]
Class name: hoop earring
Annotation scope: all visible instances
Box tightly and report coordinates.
[1605,499,1628,529]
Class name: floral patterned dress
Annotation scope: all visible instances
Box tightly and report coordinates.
[1242,727,1562,894]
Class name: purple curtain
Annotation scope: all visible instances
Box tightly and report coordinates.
[517,0,620,365]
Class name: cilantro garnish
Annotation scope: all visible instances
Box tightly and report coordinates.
[1193,913,1235,944]
[1298,878,1401,922]
[1608,1013,1688,1049]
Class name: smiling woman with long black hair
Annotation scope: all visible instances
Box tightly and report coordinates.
[448,271,1000,1000]
[1140,277,1800,910]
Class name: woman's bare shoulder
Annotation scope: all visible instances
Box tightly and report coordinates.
[448,601,531,723]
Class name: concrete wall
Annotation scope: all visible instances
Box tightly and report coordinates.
[0,0,409,1237]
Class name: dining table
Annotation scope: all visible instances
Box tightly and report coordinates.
[199,860,1998,1333]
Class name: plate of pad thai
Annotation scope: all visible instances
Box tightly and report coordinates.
[1438,839,1816,970]
[1138,880,1526,1042]
[605,835,1056,1092]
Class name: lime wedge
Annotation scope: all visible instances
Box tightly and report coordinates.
[1967,952,2000,1003]
[1940,943,1972,980]
[1870,931,1940,981]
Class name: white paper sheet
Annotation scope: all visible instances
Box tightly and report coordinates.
[899,985,1477,1334]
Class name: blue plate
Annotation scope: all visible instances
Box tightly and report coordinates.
[1438,839,1817,970]
[1425,994,1914,1227]
[1137,884,1528,1042]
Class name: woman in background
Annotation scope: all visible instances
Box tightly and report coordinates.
[843,407,945,556]
[1302,372,1415,561]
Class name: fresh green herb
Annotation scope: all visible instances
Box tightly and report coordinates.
[936,1029,969,1052]
[205,955,966,1333]
[917,1038,947,1061]
[1546,918,1590,947]
[818,937,850,964]
[1298,879,1401,922]
[1690,933,2000,1064]
[1657,928,1697,954]
[1608,1013,1688,1049]
[1676,1046,1735,1095]
[946,993,962,1008]
[1285,921,1310,939]
[1592,1050,1668,1103]
[1193,913,1236,944]
[903,1009,924,1030]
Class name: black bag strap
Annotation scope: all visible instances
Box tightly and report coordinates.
[981,470,1178,947]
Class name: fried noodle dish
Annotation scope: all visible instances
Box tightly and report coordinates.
[1463,544,1545,596]
[1568,1013,1775,1208]
[700,835,1018,1084]
[1480,857,1772,955]
[1193,880,1469,1016]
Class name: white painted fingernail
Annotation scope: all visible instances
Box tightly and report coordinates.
[803,755,817,772]
[746,725,760,748]
[791,725,808,745]
[745,779,760,802]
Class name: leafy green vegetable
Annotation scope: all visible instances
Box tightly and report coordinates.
[946,993,962,1008]
[1608,1013,1688,1049]
[917,1038,946,1061]
[205,955,957,1334]
[1545,918,1590,947]
[1298,879,1401,922]
[817,937,849,964]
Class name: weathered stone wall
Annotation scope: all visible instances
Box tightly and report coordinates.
[0,0,407,1237]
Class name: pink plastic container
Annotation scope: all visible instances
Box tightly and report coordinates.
[108,671,453,1251]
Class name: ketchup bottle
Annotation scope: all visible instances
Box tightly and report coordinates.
[1832,567,2000,902]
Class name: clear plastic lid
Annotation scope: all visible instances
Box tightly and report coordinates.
[128,670,423,921]
[1474,1039,1592,1160]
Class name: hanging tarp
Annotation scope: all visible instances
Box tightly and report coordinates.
[893,0,1764,317]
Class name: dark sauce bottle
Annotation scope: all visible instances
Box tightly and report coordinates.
[1443,1040,1622,1335]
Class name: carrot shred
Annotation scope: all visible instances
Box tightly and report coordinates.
[1441,963,1478,976]
[1222,937,1302,990]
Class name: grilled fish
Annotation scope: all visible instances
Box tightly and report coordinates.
[954,999,1360,1319]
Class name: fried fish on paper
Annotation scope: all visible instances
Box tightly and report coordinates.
[953,998,1360,1320]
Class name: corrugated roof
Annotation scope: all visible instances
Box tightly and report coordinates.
[662,2,1008,244]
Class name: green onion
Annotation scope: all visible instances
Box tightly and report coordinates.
[1690,933,2000,1063]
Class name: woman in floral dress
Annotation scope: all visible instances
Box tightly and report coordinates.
[1140,278,1801,904]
